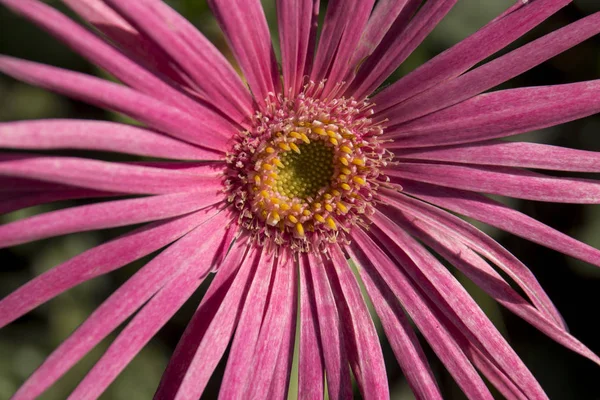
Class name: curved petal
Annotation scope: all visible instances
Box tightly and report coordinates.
[384,80,600,147]
[0,56,234,150]
[391,140,600,172]
[0,154,223,195]
[373,0,571,110]
[0,120,220,160]
[380,12,600,126]
[387,163,600,203]
[10,210,224,400]
[0,190,223,248]
[0,189,118,215]
[208,0,279,108]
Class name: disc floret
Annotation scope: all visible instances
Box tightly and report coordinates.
[226,83,391,252]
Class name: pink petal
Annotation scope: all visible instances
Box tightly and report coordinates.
[218,249,276,398]
[307,251,353,399]
[348,231,494,400]
[380,190,564,327]
[400,180,600,270]
[391,140,600,172]
[384,80,600,147]
[348,0,456,100]
[0,190,223,248]
[387,162,600,203]
[208,0,280,108]
[298,254,325,399]
[327,245,389,399]
[380,12,600,126]
[353,243,443,400]
[0,189,118,215]
[0,154,223,195]
[66,214,233,399]
[247,251,297,399]
[402,217,600,366]
[0,120,220,160]
[11,210,226,400]
[155,239,252,400]
[373,0,570,110]
[369,211,548,397]
[0,56,234,150]
[102,0,254,125]
[0,210,215,329]
[0,0,223,123]
[277,0,320,96]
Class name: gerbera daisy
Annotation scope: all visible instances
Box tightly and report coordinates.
[1,0,599,398]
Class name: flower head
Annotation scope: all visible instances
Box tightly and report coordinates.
[0,0,599,399]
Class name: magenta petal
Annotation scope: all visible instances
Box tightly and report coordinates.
[386,163,600,203]
[0,56,234,150]
[66,214,232,399]
[328,245,389,399]
[155,239,252,400]
[348,231,494,400]
[102,0,254,125]
[11,210,226,400]
[384,80,600,147]
[247,251,297,399]
[0,120,220,160]
[380,12,600,126]
[0,191,223,248]
[219,249,276,398]
[0,189,118,215]
[208,0,280,109]
[0,210,213,329]
[391,140,600,172]
[0,154,222,195]
[307,251,353,399]
[373,0,570,109]
[298,254,325,399]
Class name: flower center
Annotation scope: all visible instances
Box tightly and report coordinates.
[226,83,391,252]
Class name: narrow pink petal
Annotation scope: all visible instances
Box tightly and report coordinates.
[348,231,494,400]
[218,249,276,398]
[67,215,232,400]
[103,0,254,125]
[277,0,319,96]
[307,251,353,399]
[387,162,600,203]
[379,190,565,327]
[348,0,420,69]
[348,0,457,100]
[61,0,194,89]
[403,218,600,366]
[0,211,211,329]
[369,212,548,398]
[0,0,223,122]
[0,56,233,150]
[298,254,325,399]
[0,154,223,195]
[0,120,220,160]
[391,140,600,172]
[247,251,297,399]
[0,189,118,215]
[0,191,223,248]
[11,210,226,400]
[400,180,600,269]
[373,0,571,110]
[155,239,252,400]
[381,12,600,126]
[317,0,376,97]
[354,244,443,400]
[208,0,279,108]
[385,80,600,147]
[327,245,389,399]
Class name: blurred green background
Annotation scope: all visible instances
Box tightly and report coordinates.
[1,0,599,399]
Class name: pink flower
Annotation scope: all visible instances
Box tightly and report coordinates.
[1,0,599,399]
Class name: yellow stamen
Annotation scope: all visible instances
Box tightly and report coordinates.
[339,157,349,166]
[337,202,348,213]
[326,130,337,137]
[315,214,325,223]
[288,215,298,223]
[341,146,352,154]
[327,217,337,230]
[325,204,333,212]
[341,183,352,191]
[290,143,301,154]
[329,137,339,146]
[352,158,365,166]
[353,176,366,185]
[279,142,291,151]
[300,133,310,144]
[341,168,352,175]
[313,127,327,135]
[290,131,302,139]
[296,222,305,237]
[266,147,275,154]
[273,158,284,168]
[303,210,311,216]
